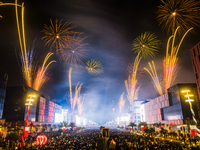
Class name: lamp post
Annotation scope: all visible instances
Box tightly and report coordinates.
[182,90,200,137]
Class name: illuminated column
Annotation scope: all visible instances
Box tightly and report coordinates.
[182,90,200,137]
[25,95,36,125]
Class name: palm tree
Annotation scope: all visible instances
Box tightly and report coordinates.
[63,121,68,127]
[70,122,76,130]
[128,122,137,131]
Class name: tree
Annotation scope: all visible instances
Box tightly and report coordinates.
[58,129,63,134]
[128,122,137,131]
[6,132,20,141]
[63,121,68,127]
[138,122,147,129]
[70,122,76,130]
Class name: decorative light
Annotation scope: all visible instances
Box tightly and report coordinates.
[36,135,47,145]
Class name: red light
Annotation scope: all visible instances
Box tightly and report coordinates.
[36,135,47,145]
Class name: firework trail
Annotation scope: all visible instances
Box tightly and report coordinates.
[144,27,193,95]
[118,93,126,113]
[71,82,83,112]
[0,1,55,90]
[144,61,163,96]
[77,94,85,116]
[69,67,73,110]
[125,53,141,105]
[33,52,56,91]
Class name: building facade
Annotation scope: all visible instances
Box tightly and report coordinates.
[144,93,169,124]
[3,86,62,124]
[36,96,46,123]
[130,99,146,124]
[190,42,200,100]
[0,71,8,119]
[3,86,40,122]
[144,83,200,125]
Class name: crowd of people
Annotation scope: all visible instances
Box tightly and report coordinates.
[0,128,199,150]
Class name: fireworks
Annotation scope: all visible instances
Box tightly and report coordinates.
[71,82,83,112]
[20,44,37,88]
[144,27,193,95]
[132,32,160,58]
[77,94,85,116]
[156,0,200,35]
[69,67,73,111]
[118,93,126,113]
[85,59,103,75]
[42,19,77,51]
[58,33,88,66]
[144,61,163,96]
[125,53,141,104]
[33,52,56,91]
[0,1,55,90]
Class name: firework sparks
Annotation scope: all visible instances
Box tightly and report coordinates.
[144,61,163,96]
[33,52,56,91]
[125,53,141,104]
[20,43,37,88]
[69,67,73,111]
[0,1,55,90]
[118,93,126,113]
[71,82,83,112]
[77,94,85,116]
[132,32,160,58]
[58,33,88,66]
[42,19,77,51]
[112,108,115,113]
[145,27,192,95]
[156,0,200,35]
[85,59,103,75]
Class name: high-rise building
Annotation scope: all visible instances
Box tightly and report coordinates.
[190,42,200,99]
[130,99,146,124]
[36,96,46,123]
[0,71,8,120]
[3,86,40,123]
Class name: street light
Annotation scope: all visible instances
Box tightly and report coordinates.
[182,90,200,137]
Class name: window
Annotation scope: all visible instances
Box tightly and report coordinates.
[193,48,196,57]
[196,73,198,79]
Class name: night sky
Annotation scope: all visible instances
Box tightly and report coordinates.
[0,0,199,124]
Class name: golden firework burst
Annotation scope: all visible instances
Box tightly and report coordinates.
[57,33,88,66]
[42,19,77,51]
[156,0,200,35]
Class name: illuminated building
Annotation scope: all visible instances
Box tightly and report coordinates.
[3,86,39,123]
[3,86,62,124]
[36,96,46,123]
[144,83,200,125]
[190,42,200,99]
[144,94,169,124]
[129,99,147,124]
[0,71,8,119]
[47,101,62,124]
